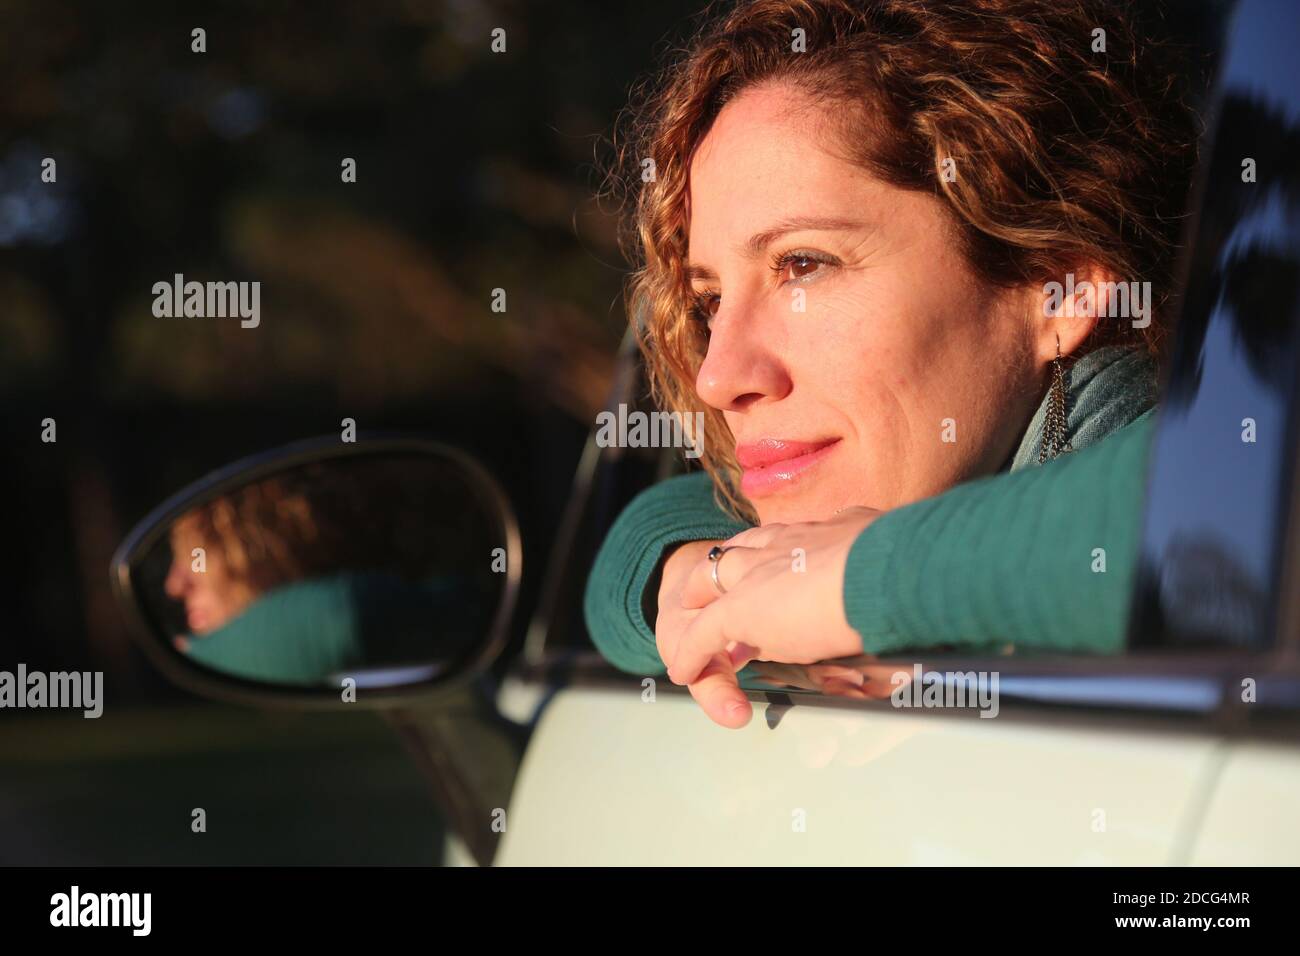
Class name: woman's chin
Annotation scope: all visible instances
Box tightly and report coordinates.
[187,610,218,634]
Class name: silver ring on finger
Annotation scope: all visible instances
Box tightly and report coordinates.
[707,545,735,595]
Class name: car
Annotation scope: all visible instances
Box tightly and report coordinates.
[108,0,1300,867]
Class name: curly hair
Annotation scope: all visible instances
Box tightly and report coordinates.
[180,474,345,595]
[610,0,1203,518]
[178,458,459,595]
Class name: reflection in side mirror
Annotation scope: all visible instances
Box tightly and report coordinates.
[111,438,519,703]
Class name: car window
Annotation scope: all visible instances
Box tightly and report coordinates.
[1130,0,1300,653]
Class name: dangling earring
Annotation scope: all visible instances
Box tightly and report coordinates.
[1039,334,1072,464]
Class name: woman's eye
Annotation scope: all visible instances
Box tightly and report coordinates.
[774,252,833,284]
[694,293,720,322]
[788,256,820,279]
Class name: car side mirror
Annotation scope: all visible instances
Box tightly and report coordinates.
[110,436,520,708]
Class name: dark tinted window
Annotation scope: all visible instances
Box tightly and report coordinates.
[1131,0,1300,651]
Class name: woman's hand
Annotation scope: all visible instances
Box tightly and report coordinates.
[654,539,755,727]
[663,507,883,723]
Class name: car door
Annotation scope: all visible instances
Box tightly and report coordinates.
[497,685,1232,865]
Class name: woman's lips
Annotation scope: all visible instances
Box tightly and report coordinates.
[736,438,841,497]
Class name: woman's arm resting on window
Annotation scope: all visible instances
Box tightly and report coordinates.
[844,409,1155,655]
[591,409,1156,687]
[665,410,1157,689]
[583,471,749,675]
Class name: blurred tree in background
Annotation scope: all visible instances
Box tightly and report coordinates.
[0,0,703,692]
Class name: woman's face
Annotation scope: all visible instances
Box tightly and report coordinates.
[687,83,1045,525]
[163,516,257,635]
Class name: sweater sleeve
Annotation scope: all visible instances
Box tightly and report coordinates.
[844,409,1156,655]
[584,471,750,675]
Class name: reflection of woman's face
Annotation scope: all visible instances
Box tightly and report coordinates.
[163,516,256,635]
[687,84,1044,525]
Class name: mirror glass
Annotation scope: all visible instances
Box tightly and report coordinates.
[124,448,511,690]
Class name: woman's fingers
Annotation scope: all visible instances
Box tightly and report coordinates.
[686,653,752,728]
[807,663,867,688]
[728,640,760,669]
[723,524,783,549]
[680,544,764,609]
[818,678,872,699]
[655,605,697,673]
[668,599,737,685]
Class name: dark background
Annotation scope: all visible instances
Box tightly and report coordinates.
[0,0,701,863]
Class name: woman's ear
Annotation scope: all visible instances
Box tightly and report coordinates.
[1034,261,1117,362]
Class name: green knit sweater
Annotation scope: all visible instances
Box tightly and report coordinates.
[184,572,474,686]
[584,346,1159,675]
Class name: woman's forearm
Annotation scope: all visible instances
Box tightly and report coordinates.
[844,409,1156,654]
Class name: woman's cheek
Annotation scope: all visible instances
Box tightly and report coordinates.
[802,285,881,343]
[844,412,910,509]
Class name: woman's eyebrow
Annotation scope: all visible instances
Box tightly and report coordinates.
[685,216,870,281]
[741,216,869,257]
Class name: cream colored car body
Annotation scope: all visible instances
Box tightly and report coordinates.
[491,685,1300,866]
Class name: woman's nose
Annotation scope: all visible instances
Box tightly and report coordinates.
[694,305,792,413]
[164,562,189,599]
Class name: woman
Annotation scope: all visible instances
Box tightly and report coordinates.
[163,463,481,685]
[164,479,319,640]
[584,0,1201,727]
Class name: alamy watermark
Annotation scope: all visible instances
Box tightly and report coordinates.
[50,886,150,936]
[594,403,705,459]
[0,664,103,718]
[1043,272,1151,329]
[890,663,1000,718]
[152,273,260,328]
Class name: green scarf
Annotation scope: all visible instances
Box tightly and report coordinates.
[1008,345,1159,471]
